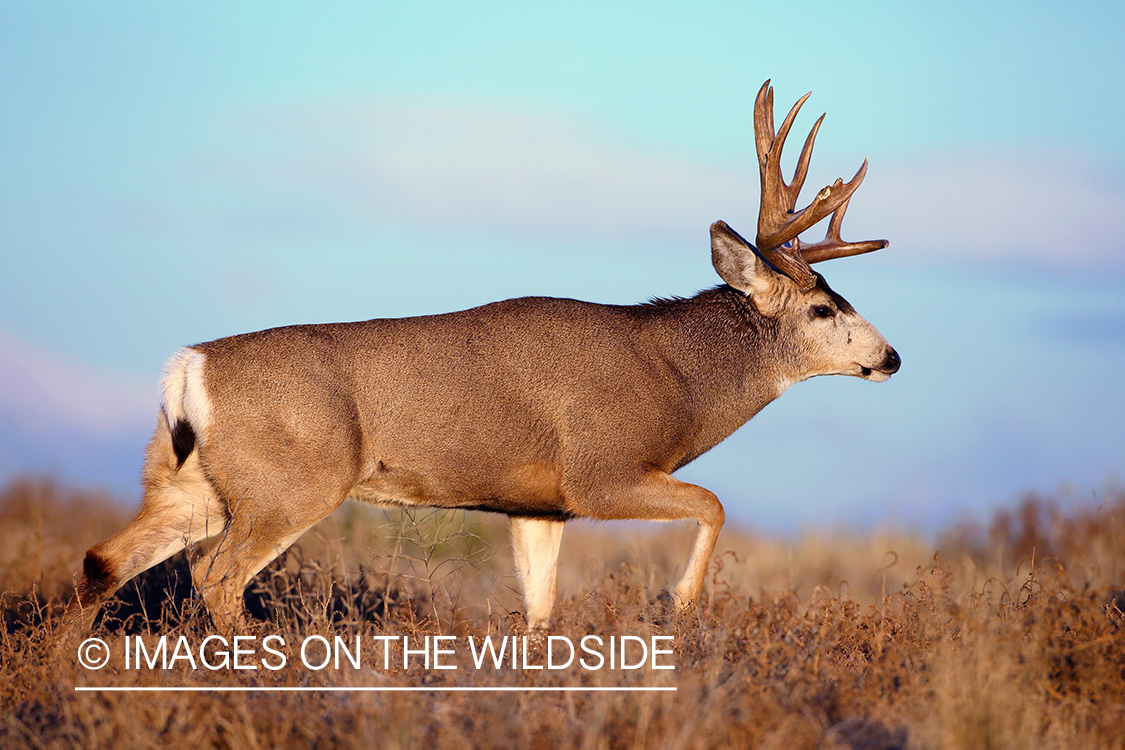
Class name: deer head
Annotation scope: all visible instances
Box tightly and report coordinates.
[711,80,900,383]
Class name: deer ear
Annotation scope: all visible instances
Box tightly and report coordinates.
[710,221,785,313]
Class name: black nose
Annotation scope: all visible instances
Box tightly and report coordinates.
[883,347,901,374]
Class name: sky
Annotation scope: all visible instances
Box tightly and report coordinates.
[1,1,1123,533]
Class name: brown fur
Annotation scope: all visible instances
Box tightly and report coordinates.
[61,274,896,635]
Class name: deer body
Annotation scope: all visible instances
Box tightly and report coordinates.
[64,81,900,633]
[190,289,788,520]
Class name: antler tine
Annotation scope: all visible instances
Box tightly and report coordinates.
[788,112,825,210]
[753,80,775,177]
[754,82,818,290]
[756,81,815,201]
[799,160,889,263]
[759,149,865,251]
[771,92,811,182]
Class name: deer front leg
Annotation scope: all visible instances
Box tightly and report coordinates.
[671,488,725,609]
[588,470,725,611]
[509,516,565,630]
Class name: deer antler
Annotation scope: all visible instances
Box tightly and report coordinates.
[753,80,888,291]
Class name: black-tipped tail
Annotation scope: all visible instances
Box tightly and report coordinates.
[170,418,196,468]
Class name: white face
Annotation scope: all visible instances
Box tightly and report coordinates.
[708,225,899,383]
[784,277,900,383]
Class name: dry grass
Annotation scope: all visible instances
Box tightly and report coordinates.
[2,476,1124,749]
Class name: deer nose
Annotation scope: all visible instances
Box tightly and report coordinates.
[882,347,901,374]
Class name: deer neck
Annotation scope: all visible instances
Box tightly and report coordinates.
[639,286,794,454]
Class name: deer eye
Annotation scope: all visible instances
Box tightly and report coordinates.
[811,305,836,319]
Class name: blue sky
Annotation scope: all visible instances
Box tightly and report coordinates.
[2,1,1123,532]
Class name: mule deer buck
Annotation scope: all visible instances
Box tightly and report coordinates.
[63,80,899,634]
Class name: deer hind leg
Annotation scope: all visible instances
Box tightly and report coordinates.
[62,447,227,633]
[189,481,348,632]
[509,517,565,630]
[584,470,725,612]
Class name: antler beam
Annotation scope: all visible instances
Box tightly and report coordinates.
[753,80,888,291]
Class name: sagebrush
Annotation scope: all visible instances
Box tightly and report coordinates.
[2,477,1123,749]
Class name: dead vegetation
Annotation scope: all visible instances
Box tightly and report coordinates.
[1,477,1123,749]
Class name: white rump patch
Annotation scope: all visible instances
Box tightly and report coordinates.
[160,348,212,443]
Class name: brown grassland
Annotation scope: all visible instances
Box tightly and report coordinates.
[1,476,1123,749]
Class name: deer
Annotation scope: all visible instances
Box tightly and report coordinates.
[62,80,899,636]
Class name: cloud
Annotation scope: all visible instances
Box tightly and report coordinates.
[862,151,1125,270]
[0,327,155,437]
[219,99,1125,270]
[228,100,755,243]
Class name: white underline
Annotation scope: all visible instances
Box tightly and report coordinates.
[75,686,675,693]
